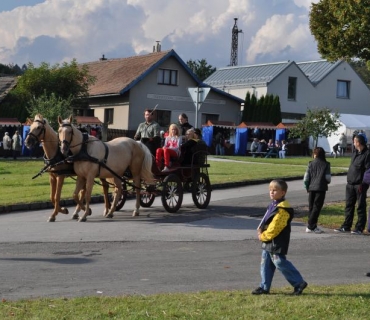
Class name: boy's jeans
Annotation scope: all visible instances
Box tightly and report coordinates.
[259,250,304,291]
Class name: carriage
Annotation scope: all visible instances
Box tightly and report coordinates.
[113,140,212,214]
[26,114,211,222]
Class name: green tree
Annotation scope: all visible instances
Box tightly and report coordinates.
[26,92,73,130]
[309,0,370,61]
[272,95,282,125]
[289,108,341,148]
[242,91,251,122]
[0,59,95,122]
[350,59,370,88]
[186,59,216,81]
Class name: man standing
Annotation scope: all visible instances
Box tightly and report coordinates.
[11,130,22,160]
[334,135,370,234]
[134,108,161,155]
[2,132,12,158]
[178,113,193,136]
[339,132,347,156]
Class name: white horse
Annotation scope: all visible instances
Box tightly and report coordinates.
[58,115,153,222]
[24,114,110,221]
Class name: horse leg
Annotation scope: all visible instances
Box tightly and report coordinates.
[132,175,141,217]
[105,178,121,218]
[78,177,94,222]
[56,176,69,214]
[72,177,86,220]
[101,179,110,217]
[48,174,58,222]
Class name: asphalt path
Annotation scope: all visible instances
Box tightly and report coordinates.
[1,175,370,300]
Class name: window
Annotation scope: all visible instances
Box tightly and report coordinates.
[337,80,350,99]
[153,110,171,127]
[104,108,114,124]
[157,69,178,85]
[288,77,297,100]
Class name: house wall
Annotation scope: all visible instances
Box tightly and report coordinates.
[128,56,242,130]
[309,62,370,115]
[267,63,313,115]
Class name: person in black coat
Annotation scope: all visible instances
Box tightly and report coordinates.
[303,147,331,233]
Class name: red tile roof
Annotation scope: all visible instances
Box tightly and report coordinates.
[75,116,102,125]
[83,50,171,96]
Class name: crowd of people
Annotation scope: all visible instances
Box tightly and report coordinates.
[134,109,203,172]
[250,138,287,158]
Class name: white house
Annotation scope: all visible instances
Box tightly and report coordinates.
[204,60,370,121]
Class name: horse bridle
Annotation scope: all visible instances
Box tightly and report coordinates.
[27,119,46,145]
[59,122,75,150]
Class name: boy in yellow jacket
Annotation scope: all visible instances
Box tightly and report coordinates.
[252,179,308,295]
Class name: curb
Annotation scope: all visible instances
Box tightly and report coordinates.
[0,173,347,214]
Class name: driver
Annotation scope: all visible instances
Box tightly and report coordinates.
[134,108,161,155]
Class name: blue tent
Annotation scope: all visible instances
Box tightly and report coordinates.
[235,128,248,155]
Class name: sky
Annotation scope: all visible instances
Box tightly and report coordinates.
[0,0,321,69]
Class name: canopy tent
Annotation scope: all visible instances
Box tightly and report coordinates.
[74,116,102,125]
[316,113,370,152]
[0,118,21,128]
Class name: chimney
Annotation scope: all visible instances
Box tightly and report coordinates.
[153,41,161,52]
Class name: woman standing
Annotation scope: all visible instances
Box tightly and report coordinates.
[156,123,182,172]
[303,147,331,233]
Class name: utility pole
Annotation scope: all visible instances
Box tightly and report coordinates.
[230,18,242,66]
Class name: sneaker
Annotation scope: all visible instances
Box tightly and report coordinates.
[351,229,363,235]
[251,287,269,295]
[293,281,308,295]
[306,227,323,234]
[334,227,350,233]
[162,166,170,173]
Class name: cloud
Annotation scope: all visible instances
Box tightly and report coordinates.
[246,13,320,64]
[0,0,321,68]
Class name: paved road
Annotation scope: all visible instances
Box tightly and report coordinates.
[1,175,370,300]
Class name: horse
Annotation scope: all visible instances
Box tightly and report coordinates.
[57,115,153,222]
[24,114,84,221]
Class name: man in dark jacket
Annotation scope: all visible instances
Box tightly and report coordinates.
[335,134,370,234]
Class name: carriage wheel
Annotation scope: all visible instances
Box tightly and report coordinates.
[161,174,183,213]
[140,193,155,207]
[112,180,127,211]
[191,173,211,209]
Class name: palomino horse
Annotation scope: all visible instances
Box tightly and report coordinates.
[58,115,153,222]
[24,114,104,222]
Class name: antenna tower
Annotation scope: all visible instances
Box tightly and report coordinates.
[230,18,242,66]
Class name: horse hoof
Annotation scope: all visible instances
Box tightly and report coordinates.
[61,207,69,215]
[132,211,139,217]
[78,217,87,222]
[88,208,92,216]
[72,214,79,220]
[106,213,114,219]
[48,217,56,222]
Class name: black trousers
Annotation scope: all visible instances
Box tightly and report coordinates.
[307,191,326,230]
[342,183,368,231]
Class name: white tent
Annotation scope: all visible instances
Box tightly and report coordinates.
[315,113,370,153]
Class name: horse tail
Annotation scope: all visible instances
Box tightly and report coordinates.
[137,142,154,183]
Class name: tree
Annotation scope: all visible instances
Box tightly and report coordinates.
[0,59,95,122]
[186,59,216,81]
[309,0,370,61]
[26,92,73,130]
[288,108,341,148]
[350,59,370,88]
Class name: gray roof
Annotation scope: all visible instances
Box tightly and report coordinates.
[204,60,343,87]
[296,60,341,85]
